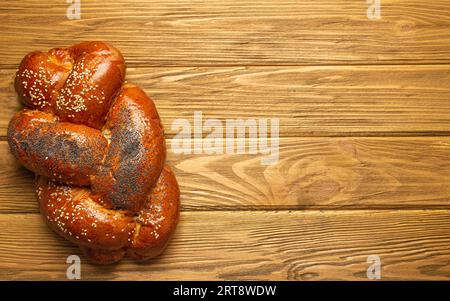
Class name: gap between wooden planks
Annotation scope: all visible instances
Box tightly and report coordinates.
[2,65,450,138]
[1,136,450,212]
[0,210,449,280]
[1,0,450,67]
[1,0,449,282]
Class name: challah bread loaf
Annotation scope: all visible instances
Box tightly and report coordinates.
[7,42,179,264]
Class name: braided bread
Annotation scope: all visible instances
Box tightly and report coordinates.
[7,42,180,264]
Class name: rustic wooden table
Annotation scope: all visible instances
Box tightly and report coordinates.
[1,0,449,280]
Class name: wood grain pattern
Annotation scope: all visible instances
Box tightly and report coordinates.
[2,136,450,213]
[1,0,450,281]
[0,210,449,280]
[2,65,450,138]
[1,0,450,67]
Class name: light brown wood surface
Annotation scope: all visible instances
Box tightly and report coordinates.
[2,137,450,212]
[1,0,450,67]
[0,0,449,280]
[2,65,450,138]
[1,210,449,280]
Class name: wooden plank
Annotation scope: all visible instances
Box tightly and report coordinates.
[0,210,449,280]
[1,0,450,67]
[2,136,450,213]
[2,65,450,138]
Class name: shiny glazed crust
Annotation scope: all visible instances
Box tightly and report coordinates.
[7,42,180,264]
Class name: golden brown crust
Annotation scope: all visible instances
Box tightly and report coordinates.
[36,165,179,264]
[15,50,72,112]
[36,176,136,250]
[80,247,126,265]
[128,166,180,260]
[8,110,107,185]
[92,85,166,212]
[8,42,179,264]
[15,41,126,129]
